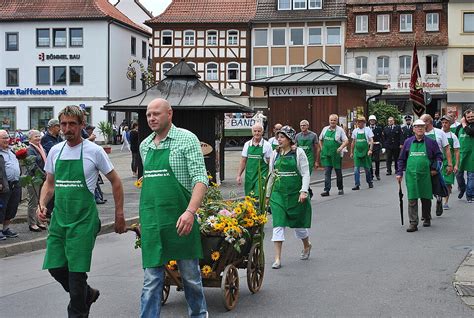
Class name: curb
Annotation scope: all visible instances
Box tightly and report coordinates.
[0,216,139,258]
[453,250,474,309]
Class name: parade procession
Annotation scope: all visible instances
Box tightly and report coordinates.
[1,0,474,317]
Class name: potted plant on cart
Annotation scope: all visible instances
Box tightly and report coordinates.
[97,121,113,154]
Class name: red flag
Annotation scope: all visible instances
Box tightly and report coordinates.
[409,43,425,117]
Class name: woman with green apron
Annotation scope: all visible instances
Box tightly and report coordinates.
[350,117,373,190]
[440,116,460,210]
[266,126,312,269]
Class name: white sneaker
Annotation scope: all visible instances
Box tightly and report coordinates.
[271,260,281,269]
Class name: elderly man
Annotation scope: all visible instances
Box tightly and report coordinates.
[0,130,21,240]
[456,109,474,202]
[139,98,208,317]
[296,119,320,174]
[237,122,272,197]
[319,114,349,196]
[350,116,374,190]
[368,115,383,180]
[41,118,63,155]
[397,120,443,232]
[268,123,283,150]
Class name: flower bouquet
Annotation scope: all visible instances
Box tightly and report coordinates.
[14,142,45,200]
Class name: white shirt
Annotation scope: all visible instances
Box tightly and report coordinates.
[45,140,114,194]
[268,136,279,147]
[425,127,449,152]
[351,127,374,143]
[241,138,272,163]
[319,125,348,143]
[442,130,460,149]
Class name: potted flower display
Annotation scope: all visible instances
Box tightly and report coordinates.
[97,121,113,154]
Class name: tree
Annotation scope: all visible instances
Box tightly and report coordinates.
[368,101,402,127]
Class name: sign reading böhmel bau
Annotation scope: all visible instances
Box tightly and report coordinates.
[269,85,337,97]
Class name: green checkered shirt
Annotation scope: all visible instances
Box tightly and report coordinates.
[139,124,208,192]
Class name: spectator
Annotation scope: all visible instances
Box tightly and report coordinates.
[120,126,131,152]
[41,119,63,155]
[129,122,140,176]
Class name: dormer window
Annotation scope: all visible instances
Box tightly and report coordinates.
[309,0,322,9]
[278,0,291,10]
[293,0,307,10]
[278,0,322,10]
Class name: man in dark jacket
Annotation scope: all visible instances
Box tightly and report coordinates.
[41,119,63,155]
[383,117,403,175]
[368,115,383,180]
[401,115,415,144]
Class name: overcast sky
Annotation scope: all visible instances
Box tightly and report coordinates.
[140,0,172,16]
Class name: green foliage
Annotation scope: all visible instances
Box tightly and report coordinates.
[97,121,113,144]
[19,155,45,200]
[368,101,403,127]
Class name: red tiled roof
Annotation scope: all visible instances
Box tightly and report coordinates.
[0,0,151,35]
[147,0,257,24]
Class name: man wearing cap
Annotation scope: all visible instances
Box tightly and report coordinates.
[368,115,383,180]
[456,109,474,203]
[397,119,443,232]
[41,119,63,155]
[237,123,272,197]
[319,114,349,196]
[382,117,403,176]
[268,123,283,150]
[440,115,460,209]
[350,116,374,190]
[401,115,415,144]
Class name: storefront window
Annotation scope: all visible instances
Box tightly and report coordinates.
[0,108,16,131]
[30,107,53,130]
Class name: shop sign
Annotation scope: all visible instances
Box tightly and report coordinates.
[38,53,80,61]
[0,88,67,96]
[385,81,442,90]
[225,117,263,130]
[269,85,337,97]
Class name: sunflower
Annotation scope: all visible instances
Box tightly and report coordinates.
[201,265,212,277]
[134,179,142,188]
[167,260,177,270]
[211,251,220,261]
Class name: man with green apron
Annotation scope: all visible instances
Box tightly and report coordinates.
[266,126,312,269]
[237,123,272,197]
[440,116,460,209]
[396,120,443,232]
[37,105,126,317]
[139,98,208,318]
[319,114,349,196]
[268,123,283,150]
[296,119,320,198]
[456,109,474,202]
[350,116,374,190]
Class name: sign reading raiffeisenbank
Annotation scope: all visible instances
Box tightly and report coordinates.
[269,85,337,97]
[0,88,67,96]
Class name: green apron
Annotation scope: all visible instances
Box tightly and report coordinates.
[458,127,474,172]
[271,141,278,150]
[245,144,268,197]
[442,133,456,185]
[139,148,202,268]
[43,142,100,272]
[405,141,433,200]
[354,131,371,168]
[298,137,315,175]
[320,129,342,169]
[270,151,312,228]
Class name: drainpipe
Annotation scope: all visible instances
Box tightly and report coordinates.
[107,20,112,122]
[366,88,383,115]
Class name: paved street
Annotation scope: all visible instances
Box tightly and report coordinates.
[1,149,472,316]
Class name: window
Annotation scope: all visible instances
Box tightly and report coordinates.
[227,63,239,81]
[254,29,268,46]
[36,67,50,85]
[69,28,83,47]
[399,55,411,75]
[400,14,413,32]
[290,66,304,73]
[293,0,306,10]
[464,13,474,33]
[207,31,217,46]
[206,63,218,81]
[37,29,50,47]
[272,29,286,46]
[327,27,341,44]
[272,66,286,76]
[377,15,390,32]
[187,62,196,70]
[377,56,390,76]
[356,15,368,33]
[53,28,66,47]
[355,56,368,75]
[131,36,136,55]
[426,13,439,31]
[162,62,173,77]
[308,27,322,45]
[6,69,19,86]
[278,0,291,10]
[142,41,147,59]
[184,30,195,46]
[162,30,173,45]
[254,67,268,79]
[426,55,438,75]
[70,66,83,85]
[462,55,474,74]
[309,0,322,9]
[131,76,136,90]
[30,108,53,131]
[228,30,238,46]
[290,28,303,45]
[53,66,66,85]
[6,33,18,51]
[0,108,15,131]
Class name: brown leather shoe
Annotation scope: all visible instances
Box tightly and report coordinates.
[423,219,431,227]
[406,224,418,232]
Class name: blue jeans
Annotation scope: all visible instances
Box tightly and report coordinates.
[354,166,372,186]
[456,171,474,199]
[140,259,207,318]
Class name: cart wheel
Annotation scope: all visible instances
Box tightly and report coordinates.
[247,242,264,293]
[162,284,170,305]
[221,264,239,310]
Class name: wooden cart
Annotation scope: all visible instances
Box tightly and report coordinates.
[163,229,265,310]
